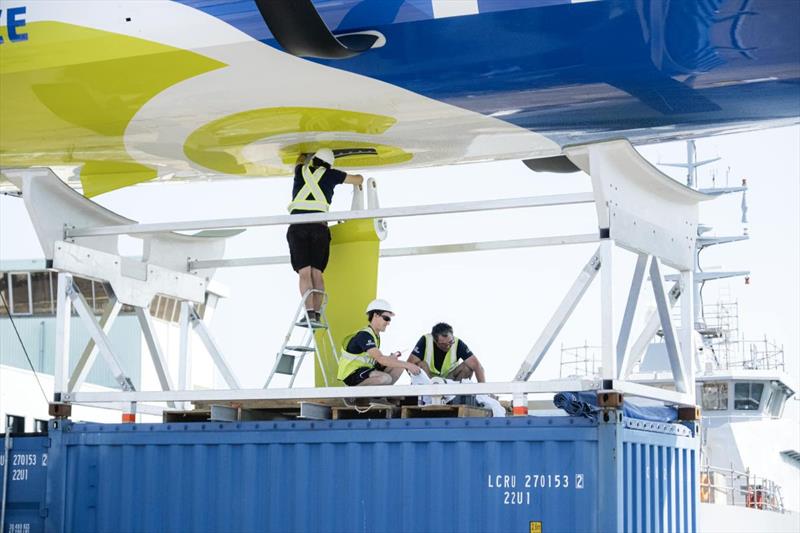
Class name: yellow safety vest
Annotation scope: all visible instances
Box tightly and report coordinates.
[423,334,460,377]
[288,164,330,213]
[337,327,380,381]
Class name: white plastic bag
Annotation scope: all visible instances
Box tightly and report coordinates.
[475,394,506,417]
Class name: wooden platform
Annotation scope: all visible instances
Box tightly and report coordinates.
[400,405,492,419]
[163,398,492,422]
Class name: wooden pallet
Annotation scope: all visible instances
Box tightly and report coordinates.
[331,404,398,420]
[400,405,492,419]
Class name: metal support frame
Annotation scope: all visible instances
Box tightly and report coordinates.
[61,377,693,406]
[616,254,650,376]
[178,302,191,409]
[53,272,72,398]
[65,193,595,238]
[135,308,177,408]
[13,139,712,412]
[188,305,241,389]
[599,240,616,380]
[651,259,690,393]
[621,282,681,378]
[68,288,121,392]
[190,233,599,270]
[680,270,696,388]
[515,247,602,381]
[68,283,135,392]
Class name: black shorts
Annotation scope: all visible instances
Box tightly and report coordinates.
[287,223,331,272]
[342,364,386,386]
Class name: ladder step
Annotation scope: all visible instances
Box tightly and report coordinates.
[275,353,296,375]
[285,345,315,352]
[295,320,329,329]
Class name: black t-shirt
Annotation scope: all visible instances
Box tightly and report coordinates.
[290,164,347,215]
[345,330,379,359]
[411,336,473,371]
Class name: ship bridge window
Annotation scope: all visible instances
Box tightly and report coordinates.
[701,382,728,411]
[734,382,764,411]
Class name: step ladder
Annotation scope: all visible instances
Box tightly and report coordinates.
[264,289,338,388]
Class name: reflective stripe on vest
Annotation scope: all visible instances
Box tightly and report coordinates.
[288,164,329,213]
[337,327,380,381]
[423,334,460,376]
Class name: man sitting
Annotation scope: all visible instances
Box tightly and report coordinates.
[407,322,485,382]
[337,299,421,386]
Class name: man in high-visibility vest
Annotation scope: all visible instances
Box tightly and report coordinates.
[338,299,422,386]
[407,322,486,382]
[287,148,363,324]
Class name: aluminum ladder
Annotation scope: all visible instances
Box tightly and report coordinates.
[264,289,338,388]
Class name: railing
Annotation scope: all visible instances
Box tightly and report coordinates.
[700,465,785,512]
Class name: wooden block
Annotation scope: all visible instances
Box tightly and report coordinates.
[678,405,701,421]
[597,391,624,408]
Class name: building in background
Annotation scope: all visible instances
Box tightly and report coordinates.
[1,260,219,430]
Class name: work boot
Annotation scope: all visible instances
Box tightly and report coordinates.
[296,311,318,328]
[309,311,326,329]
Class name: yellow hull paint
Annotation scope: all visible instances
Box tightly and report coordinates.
[184,107,412,177]
[0,21,225,196]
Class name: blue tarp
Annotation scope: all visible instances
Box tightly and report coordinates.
[553,392,678,422]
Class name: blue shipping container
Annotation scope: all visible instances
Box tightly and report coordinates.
[1,414,697,533]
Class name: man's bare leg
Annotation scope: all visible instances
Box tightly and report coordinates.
[298,266,313,311]
[447,363,474,381]
[357,371,392,386]
[386,367,404,384]
[310,268,324,312]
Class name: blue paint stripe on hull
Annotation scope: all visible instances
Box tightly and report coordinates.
[175,0,800,145]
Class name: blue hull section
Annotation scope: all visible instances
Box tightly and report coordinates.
[180,0,800,145]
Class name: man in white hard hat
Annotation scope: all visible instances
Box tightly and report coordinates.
[337,299,422,386]
[287,148,363,325]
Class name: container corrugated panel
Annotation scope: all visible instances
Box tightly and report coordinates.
[624,424,697,533]
[0,434,48,533]
[31,416,697,533]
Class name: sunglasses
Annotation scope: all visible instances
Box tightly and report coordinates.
[380,314,392,322]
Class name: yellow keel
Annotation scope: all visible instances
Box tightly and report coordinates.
[314,219,380,387]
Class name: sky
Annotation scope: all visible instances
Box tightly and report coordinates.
[1,127,798,408]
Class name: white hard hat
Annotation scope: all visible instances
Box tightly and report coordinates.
[365,298,393,314]
[313,147,335,166]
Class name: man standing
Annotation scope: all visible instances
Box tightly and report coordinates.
[287,148,363,324]
[338,299,421,386]
[408,322,486,382]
